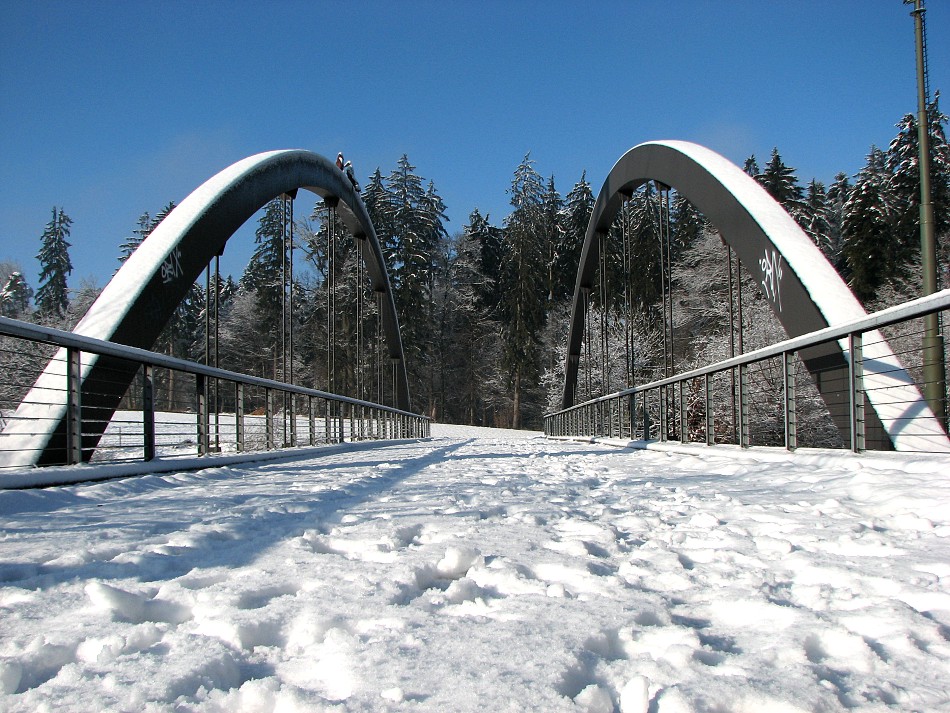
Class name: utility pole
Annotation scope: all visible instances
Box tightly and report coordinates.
[906,0,946,425]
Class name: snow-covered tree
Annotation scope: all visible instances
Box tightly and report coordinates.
[743,155,760,177]
[756,148,806,226]
[886,95,950,281]
[116,211,153,268]
[241,199,293,379]
[376,156,449,413]
[554,173,594,304]
[465,208,504,313]
[0,270,33,318]
[541,175,564,304]
[501,154,548,428]
[34,206,73,319]
[841,147,898,302]
[826,172,852,272]
[801,179,835,257]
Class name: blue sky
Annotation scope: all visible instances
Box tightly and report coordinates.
[1,0,947,289]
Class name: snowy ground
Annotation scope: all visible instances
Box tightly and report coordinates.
[1,424,949,712]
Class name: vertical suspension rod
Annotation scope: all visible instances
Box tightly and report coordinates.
[665,188,674,376]
[727,241,737,442]
[278,195,287,445]
[213,254,220,451]
[376,290,383,404]
[621,195,632,388]
[655,185,669,380]
[599,230,608,395]
[583,288,592,401]
[288,194,294,388]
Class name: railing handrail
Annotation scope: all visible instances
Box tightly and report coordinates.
[547,287,950,416]
[0,315,428,420]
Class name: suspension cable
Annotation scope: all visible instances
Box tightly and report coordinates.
[665,187,674,376]
[288,194,294,389]
[376,290,383,404]
[214,253,220,451]
[727,241,737,442]
[621,195,631,387]
[583,288,592,400]
[326,200,337,395]
[356,238,364,402]
[655,185,669,380]
[599,230,608,395]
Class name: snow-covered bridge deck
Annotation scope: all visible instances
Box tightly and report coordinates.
[1,425,949,711]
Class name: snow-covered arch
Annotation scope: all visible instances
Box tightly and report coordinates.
[562,140,948,452]
[2,150,410,466]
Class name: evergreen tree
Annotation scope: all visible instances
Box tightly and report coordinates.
[756,148,806,223]
[465,208,505,313]
[841,147,897,302]
[801,179,835,257]
[501,153,548,428]
[826,172,852,272]
[362,168,393,255]
[743,155,760,177]
[117,211,152,267]
[886,95,950,273]
[670,192,705,255]
[34,207,73,319]
[383,156,448,413]
[241,199,288,375]
[0,271,33,318]
[541,175,564,303]
[555,173,593,304]
[624,185,664,316]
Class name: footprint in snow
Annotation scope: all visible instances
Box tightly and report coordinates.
[85,581,191,625]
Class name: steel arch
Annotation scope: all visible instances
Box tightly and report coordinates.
[4,150,410,466]
[562,140,948,451]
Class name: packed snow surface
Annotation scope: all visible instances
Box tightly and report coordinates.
[2,425,949,711]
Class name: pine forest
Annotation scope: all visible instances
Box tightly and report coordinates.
[2,101,949,432]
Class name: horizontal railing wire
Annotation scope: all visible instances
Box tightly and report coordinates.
[0,316,429,471]
[546,290,950,453]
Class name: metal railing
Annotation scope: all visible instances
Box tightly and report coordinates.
[545,290,950,453]
[0,316,429,472]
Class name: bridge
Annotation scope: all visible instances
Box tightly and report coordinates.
[0,142,948,487]
[1,143,950,710]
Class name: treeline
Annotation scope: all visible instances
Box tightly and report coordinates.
[2,100,948,429]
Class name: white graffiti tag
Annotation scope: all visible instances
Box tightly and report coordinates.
[161,247,183,284]
[759,248,783,312]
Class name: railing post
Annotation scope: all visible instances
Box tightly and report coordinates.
[235,382,244,452]
[142,364,155,461]
[679,381,688,444]
[289,393,297,447]
[308,395,315,446]
[705,374,714,446]
[784,351,797,451]
[66,347,82,465]
[629,393,637,440]
[738,364,750,448]
[659,385,668,442]
[848,333,865,452]
[643,389,652,440]
[265,387,275,450]
[196,372,207,456]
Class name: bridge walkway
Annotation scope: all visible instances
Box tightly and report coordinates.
[1,425,948,709]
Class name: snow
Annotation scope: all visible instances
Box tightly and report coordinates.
[2,424,950,711]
